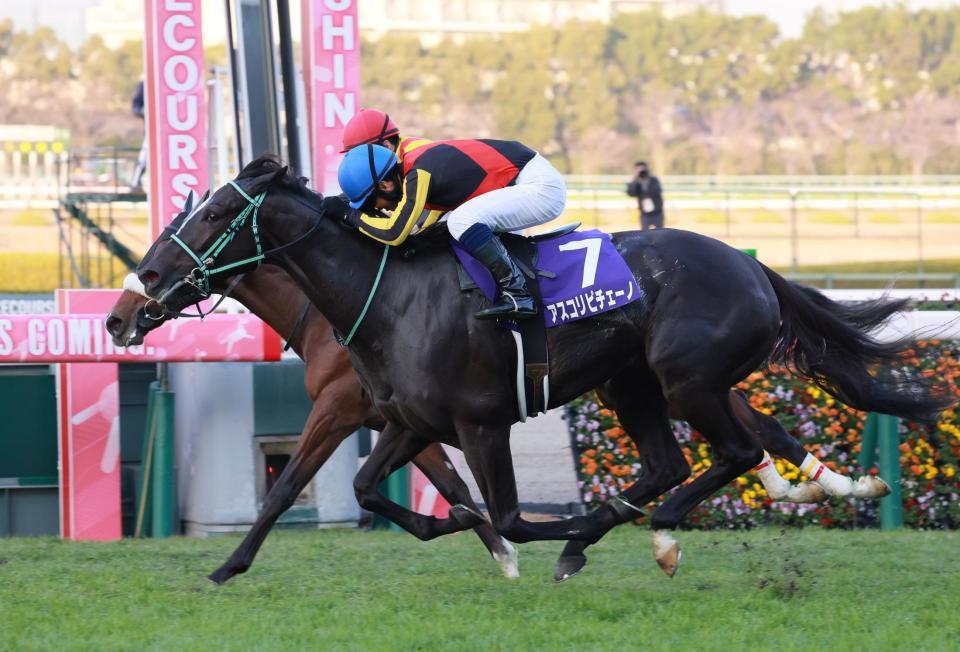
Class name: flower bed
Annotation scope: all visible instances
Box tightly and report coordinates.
[565,339,960,529]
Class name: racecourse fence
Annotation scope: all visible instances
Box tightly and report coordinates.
[563,175,960,271]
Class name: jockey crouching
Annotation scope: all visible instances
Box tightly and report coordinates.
[337,139,566,320]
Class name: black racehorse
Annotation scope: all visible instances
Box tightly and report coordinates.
[138,157,952,578]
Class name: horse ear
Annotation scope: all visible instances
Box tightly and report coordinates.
[246,165,288,194]
[183,191,195,214]
[201,188,211,202]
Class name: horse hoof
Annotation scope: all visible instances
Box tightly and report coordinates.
[493,538,520,579]
[853,475,891,499]
[652,530,681,578]
[554,554,587,582]
[450,504,488,529]
[786,481,828,503]
[207,567,234,585]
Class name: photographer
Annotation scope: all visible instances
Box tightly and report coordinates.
[626,160,664,230]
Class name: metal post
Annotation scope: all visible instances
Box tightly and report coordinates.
[725,191,731,237]
[853,191,859,237]
[594,188,599,228]
[276,0,303,174]
[860,413,878,469]
[916,192,924,277]
[877,414,903,530]
[150,387,176,537]
[789,190,798,273]
[134,382,158,538]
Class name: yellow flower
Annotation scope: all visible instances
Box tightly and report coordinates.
[945,465,956,478]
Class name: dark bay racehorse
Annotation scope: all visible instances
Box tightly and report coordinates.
[120,216,899,582]
[107,215,518,584]
[138,158,953,578]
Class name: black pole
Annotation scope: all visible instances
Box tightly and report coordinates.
[225,0,245,167]
[275,0,302,174]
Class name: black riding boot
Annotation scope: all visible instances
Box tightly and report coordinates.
[469,236,537,320]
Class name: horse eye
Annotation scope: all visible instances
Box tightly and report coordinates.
[203,211,219,222]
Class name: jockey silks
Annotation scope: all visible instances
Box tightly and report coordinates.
[358,139,538,245]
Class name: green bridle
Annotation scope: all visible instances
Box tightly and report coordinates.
[163,178,388,346]
[169,180,266,297]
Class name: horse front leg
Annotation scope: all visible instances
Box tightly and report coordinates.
[412,444,519,578]
[458,423,615,544]
[208,402,352,584]
[354,423,488,540]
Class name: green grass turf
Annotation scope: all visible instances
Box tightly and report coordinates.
[1,528,958,650]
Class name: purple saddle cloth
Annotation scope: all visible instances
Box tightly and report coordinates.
[451,229,639,327]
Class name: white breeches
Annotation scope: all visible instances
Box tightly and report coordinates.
[446,153,567,240]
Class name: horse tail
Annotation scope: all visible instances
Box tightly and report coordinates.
[757,263,954,424]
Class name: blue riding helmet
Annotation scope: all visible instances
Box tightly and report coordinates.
[338,144,399,209]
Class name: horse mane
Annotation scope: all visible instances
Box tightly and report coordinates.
[237,154,318,200]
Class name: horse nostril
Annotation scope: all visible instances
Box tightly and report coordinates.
[105,315,123,336]
[139,269,160,289]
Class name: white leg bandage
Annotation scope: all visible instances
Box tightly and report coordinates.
[754,451,791,500]
[801,452,854,497]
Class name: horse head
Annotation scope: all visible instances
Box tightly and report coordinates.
[136,156,293,315]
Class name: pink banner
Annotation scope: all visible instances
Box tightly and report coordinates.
[0,313,283,363]
[411,468,451,519]
[145,0,208,241]
[56,291,122,541]
[302,0,360,194]
[39,289,281,540]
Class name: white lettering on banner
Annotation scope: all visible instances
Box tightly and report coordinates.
[12,318,133,358]
[163,14,196,51]
[321,14,354,49]
[171,174,199,209]
[169,135,198,169]
[333,53,344,87]
[27,319,44,355]
[0,319,12,355]
[324,93,355,127]
[47,319,65,355]
[147,0,206,238]
[166,95,198,130]
[164,55,199,91]
[68,318,91,355]
[306,0,358,193]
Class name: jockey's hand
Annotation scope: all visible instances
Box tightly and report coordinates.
[321,195,353,225]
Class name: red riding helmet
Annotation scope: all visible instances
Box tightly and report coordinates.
[340,109,400,152]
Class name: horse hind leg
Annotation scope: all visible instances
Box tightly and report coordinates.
[731,391,890,501]
[556,371,690,581]
[208,405,350,585]
[651,389,765,575]
[730,391,827,503]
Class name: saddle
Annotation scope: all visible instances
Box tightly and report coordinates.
[453,223,580,421]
